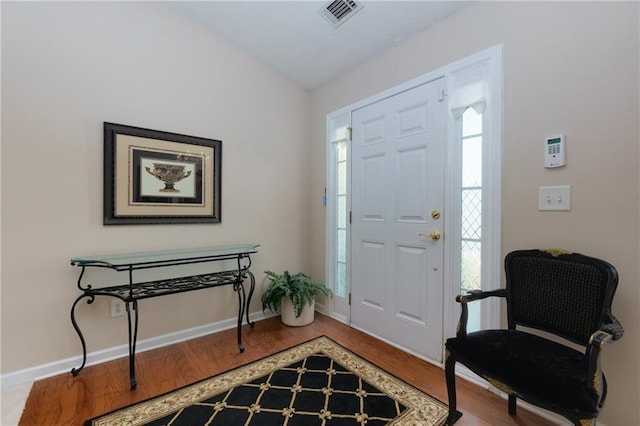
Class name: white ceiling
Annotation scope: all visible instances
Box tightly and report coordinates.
[173,1,471,90]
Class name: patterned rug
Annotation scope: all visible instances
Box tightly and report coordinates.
[85,336,453,425]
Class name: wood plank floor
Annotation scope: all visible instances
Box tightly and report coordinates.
[19,314,556,425]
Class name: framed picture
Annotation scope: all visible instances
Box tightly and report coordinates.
[103,122,222,225]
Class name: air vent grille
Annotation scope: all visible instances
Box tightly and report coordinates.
[319,0,363,28]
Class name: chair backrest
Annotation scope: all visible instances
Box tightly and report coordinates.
[504,249,618,346]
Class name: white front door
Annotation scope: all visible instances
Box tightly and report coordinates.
[350,78,446,362]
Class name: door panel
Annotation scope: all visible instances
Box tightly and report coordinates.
[395,244,427,325]
[397,102,429,137]
[361,154,385,221]
[397,146,428,223]
[361,240,385,310]
[351,78,446,362]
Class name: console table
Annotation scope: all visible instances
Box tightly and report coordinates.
[69,244,259,389]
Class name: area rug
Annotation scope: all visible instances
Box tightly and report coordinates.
[86,336,455,425]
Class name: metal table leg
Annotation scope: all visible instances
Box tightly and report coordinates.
[126,300,139,390]
[70,294,94,376]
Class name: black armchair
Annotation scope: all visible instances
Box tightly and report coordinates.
[444,249,624,425]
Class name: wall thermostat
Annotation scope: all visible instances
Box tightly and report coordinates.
[545,135,566,168]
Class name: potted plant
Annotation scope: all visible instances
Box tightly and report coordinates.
[261,270,333,326]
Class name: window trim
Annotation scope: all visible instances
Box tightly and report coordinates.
[324,111,351,322]
[444,45,503,338]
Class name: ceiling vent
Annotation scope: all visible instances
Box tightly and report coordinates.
[319,0,364,29]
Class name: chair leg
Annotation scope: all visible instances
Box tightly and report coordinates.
[445,354,458,425]
[508,394,516,415]
[599,375,608,408]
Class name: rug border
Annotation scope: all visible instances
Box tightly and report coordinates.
[85,335,456,426]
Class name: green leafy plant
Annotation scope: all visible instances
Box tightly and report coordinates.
[261,270,333,318]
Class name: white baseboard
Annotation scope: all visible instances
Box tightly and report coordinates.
[0,310,271,389]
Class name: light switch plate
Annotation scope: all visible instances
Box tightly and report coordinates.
[539,185,571,211]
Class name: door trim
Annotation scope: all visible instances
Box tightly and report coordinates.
[324,44,503,362]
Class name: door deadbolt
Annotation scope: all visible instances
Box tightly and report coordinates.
[431,210,441,220]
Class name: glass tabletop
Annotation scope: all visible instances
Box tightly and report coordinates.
[71,244,260,269]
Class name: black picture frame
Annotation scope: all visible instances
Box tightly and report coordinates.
[104,122,222,225]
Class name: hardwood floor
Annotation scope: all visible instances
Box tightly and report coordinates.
[19,314,556,425]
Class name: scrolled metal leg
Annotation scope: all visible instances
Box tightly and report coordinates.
[70,294,95,376]
[234,282,246,353]
[245,271,256,328]
[127,300,139,390]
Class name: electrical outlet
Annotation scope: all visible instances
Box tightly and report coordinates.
[110,299,126,318]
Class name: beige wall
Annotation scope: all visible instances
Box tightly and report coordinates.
[1,2,311,373]
[2,1,639,424]
[309,2,639,424]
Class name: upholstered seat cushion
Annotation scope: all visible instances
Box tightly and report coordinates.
[446,329,599,417]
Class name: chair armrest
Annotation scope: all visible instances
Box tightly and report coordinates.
[456,289,506,304]
[586,313,624,399]
[589,330,614,349]
[454,289,506,337]
[588,313,624,350]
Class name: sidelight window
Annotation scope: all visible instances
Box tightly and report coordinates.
[460,107,483,332]
[334,137,348,297]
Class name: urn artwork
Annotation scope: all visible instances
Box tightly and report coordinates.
[145,163,192,193]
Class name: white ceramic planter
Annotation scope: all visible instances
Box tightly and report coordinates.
[280,297,315,326]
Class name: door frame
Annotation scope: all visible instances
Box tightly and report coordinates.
[324,45,503,364]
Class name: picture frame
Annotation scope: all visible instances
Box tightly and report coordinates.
[103,122,222,225]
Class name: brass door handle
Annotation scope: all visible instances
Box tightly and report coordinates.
[419,231,441,241]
